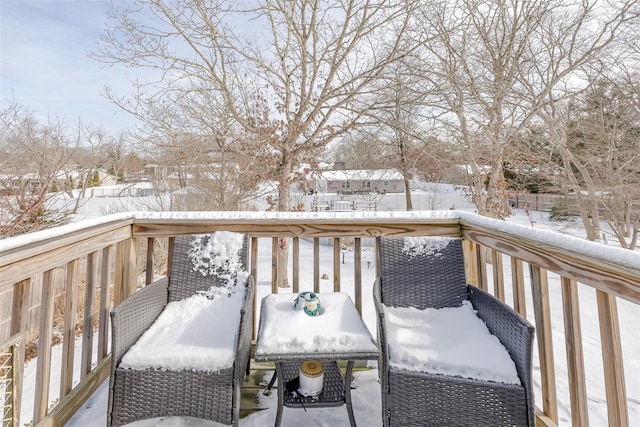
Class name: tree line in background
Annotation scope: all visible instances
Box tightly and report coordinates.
[1,0,638,255]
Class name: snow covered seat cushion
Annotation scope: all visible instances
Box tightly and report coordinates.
[383,300,521,385]
[120,282,246,372]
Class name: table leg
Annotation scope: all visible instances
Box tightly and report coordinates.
[345,360,356,427]
[274,363,284,427]
[263,368,278,396]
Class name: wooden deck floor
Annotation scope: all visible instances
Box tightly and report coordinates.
[240,359,277,418]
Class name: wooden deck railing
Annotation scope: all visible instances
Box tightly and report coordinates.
[0,211,638,427]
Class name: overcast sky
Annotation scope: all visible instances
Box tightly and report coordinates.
[1,0,138,133]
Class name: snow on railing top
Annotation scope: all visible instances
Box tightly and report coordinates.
[1,210,638,271]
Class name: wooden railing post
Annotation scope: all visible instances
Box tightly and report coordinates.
[1,332,26,427]
[113,237,138,307]
[462,240,479,287]
[9,279,30,427]
[464,241,487,291]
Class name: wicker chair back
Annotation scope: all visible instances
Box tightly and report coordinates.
[377,237,468,309]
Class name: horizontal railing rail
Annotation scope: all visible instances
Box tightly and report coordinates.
[0,211,638,427]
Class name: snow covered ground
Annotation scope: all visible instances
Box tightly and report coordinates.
[12,184,639,427]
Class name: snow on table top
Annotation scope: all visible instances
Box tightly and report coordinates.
[120,285,245,372]
[256,292,378,357]
[384,301,521,385]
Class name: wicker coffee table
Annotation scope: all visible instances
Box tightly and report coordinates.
[255,293,379,427]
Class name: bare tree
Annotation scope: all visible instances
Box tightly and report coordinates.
[417,0,638,217]
[329,133,387,170]
[363,59,436,210]
[94,0,414,286]
[541,77,640,246]
[0,102,75,237]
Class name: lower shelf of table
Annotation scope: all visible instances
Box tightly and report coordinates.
[277,360,346,408]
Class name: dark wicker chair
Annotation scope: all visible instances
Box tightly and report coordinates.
[374,237,535,427]
[107,233,254,427]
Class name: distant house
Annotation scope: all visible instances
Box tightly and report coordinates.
[0,173,42,195]
[442,164,491,185]
[310,169,405,194]
[0,169,118,195]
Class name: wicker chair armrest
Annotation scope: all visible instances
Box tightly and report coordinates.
[373,278,390,371]
[373,278,386,351]
[235,274,254,374]
[374,278,392,427]
[110,278,168,367]
[231,274,254,423]
[373,278,384,322]
[469,285,535,426]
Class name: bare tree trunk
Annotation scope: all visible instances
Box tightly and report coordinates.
[276,153,293,288]
[403,177,413,211]
[558,146,601,241]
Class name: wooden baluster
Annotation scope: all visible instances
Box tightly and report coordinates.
[333,238,340,292]
[167,237,174,277]
[98,246,112,359]
[271,237,278,294]
[251,236,259,340]
[314,238,320,293]
[81,251,98,379]
[33,268,57,424]
[561,277,589,427]
[511,258,527,318]
[596,290,629,427]
[293,237,300,293]
[129,237,140,297]
[354,238,362,317]
[251,237,259,285]
[375,238,380,279]
[530,265,558,424]
[491,249,505,302]
[146,237,155,285]
[60,259,79,398]
[476,245,488,292]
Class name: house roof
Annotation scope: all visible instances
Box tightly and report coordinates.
[317,169,404,181]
